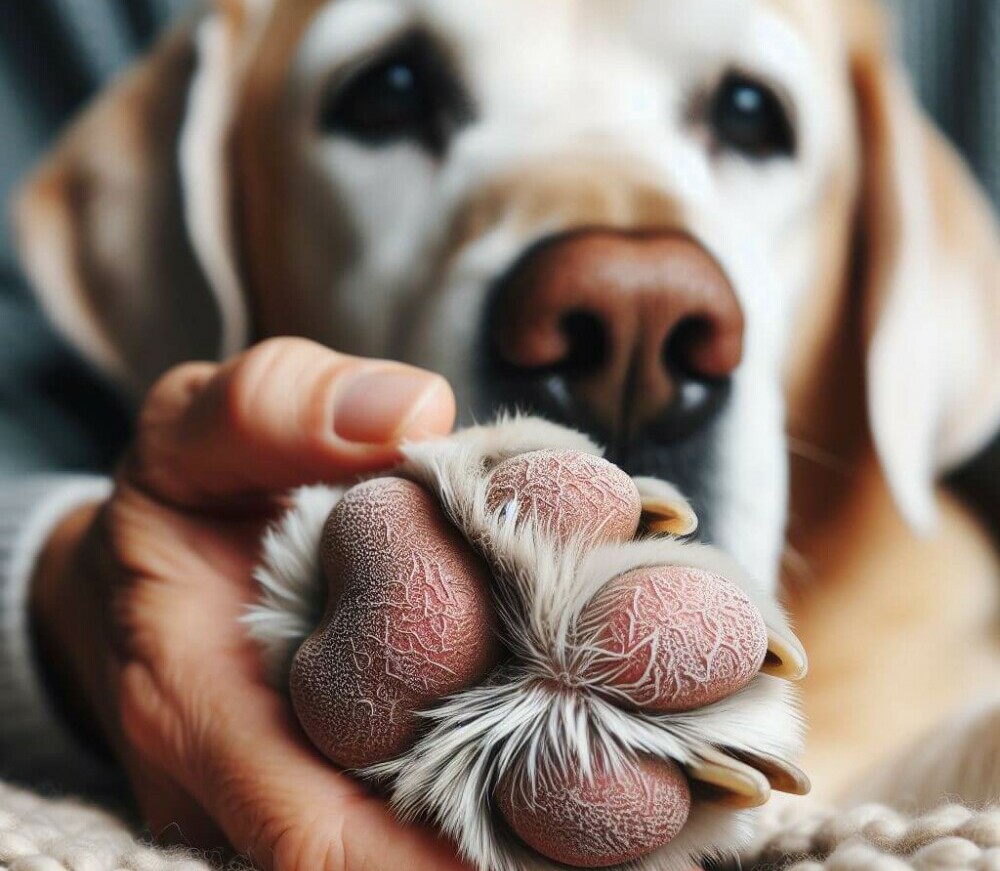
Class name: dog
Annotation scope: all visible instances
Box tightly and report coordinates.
[14,0,1000,819]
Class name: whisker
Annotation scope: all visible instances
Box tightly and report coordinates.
[781,542,814,585]
[786,436,852,475]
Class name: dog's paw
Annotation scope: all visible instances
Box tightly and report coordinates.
[247,416,807,871]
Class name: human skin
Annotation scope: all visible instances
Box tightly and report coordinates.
[30,337,471,871]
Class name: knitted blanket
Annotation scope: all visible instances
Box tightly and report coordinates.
[2,780,997,871]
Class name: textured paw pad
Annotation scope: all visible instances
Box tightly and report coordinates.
[291,478,501,769]
[496,756,691,868]
[485,449,642,545]
[581,566,768,713]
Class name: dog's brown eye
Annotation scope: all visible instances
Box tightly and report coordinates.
[709,73,795,159]
[319,35,469,154]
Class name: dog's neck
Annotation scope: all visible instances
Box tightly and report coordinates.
[783,294,1000,799]
[789,459,999,801]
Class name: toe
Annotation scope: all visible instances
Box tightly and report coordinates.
[291,478,502,769]
[496,754,691,868]
[485,450,642,546]
[580,566,768,712]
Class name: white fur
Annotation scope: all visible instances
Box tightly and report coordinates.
[245,484,344,684]
[247,418,803,871]
[179,15,251,360]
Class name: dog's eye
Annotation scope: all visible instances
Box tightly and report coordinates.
[318,38,467,154]
[708,73,795,159]
[322,58,429,142]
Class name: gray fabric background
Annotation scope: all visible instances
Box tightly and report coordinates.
[888,0,999,530]
[0,0,996,519]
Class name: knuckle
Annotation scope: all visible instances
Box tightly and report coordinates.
[226,339,349,446]
[224,339,317,435]
[130,362,216,489]
[256,820,346,871]
[143,362,216,424]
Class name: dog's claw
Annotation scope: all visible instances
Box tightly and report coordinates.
[633,476,699,536]
[763,627,808,680]
[731,749,811,796]
[686,748,771,809]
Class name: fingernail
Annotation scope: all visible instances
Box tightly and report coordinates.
[333,367,449,445]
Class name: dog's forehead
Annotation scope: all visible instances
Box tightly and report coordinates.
[756,0,849,61]
[247,0,845,78]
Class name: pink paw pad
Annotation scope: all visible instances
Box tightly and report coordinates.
[486,449,642,546]
[290,478,501,769]
[496,755,691,868]
[581,566,768,712]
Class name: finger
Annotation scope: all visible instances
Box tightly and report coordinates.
[125,753,228,849]
[128,338,455,506]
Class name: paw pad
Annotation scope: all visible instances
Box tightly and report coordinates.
[485,449,642,545]
[581,566,768,713]
[291,478,501,769]
[496,756,691,868]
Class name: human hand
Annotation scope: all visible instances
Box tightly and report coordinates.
[31,338,470,871]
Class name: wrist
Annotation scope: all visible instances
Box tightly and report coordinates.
[30,500,112,757]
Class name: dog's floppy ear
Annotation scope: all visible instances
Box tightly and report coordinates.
[13,10,252,393]
[846,0,1000,531]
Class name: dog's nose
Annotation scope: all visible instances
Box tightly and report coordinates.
[489,231,744,442]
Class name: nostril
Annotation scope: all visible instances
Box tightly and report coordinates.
[560,310,608,377]
[663,316,719,381]
[654,316,734,443]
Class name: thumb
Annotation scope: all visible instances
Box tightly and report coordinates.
[129,338,456,505]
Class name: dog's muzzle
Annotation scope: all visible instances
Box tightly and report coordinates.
[482,229,745,538]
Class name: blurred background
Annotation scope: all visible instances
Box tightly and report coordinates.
[0,0,997,527]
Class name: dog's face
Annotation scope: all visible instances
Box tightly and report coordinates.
[15,0,1000,589]
[244,0,860,582]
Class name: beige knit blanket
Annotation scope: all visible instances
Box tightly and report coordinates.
[2,780,997,871]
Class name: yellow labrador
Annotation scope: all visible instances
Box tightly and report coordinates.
[14,0,1000,817]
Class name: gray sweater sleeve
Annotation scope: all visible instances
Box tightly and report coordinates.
[0,0,181,796]
[0,476,120,792]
